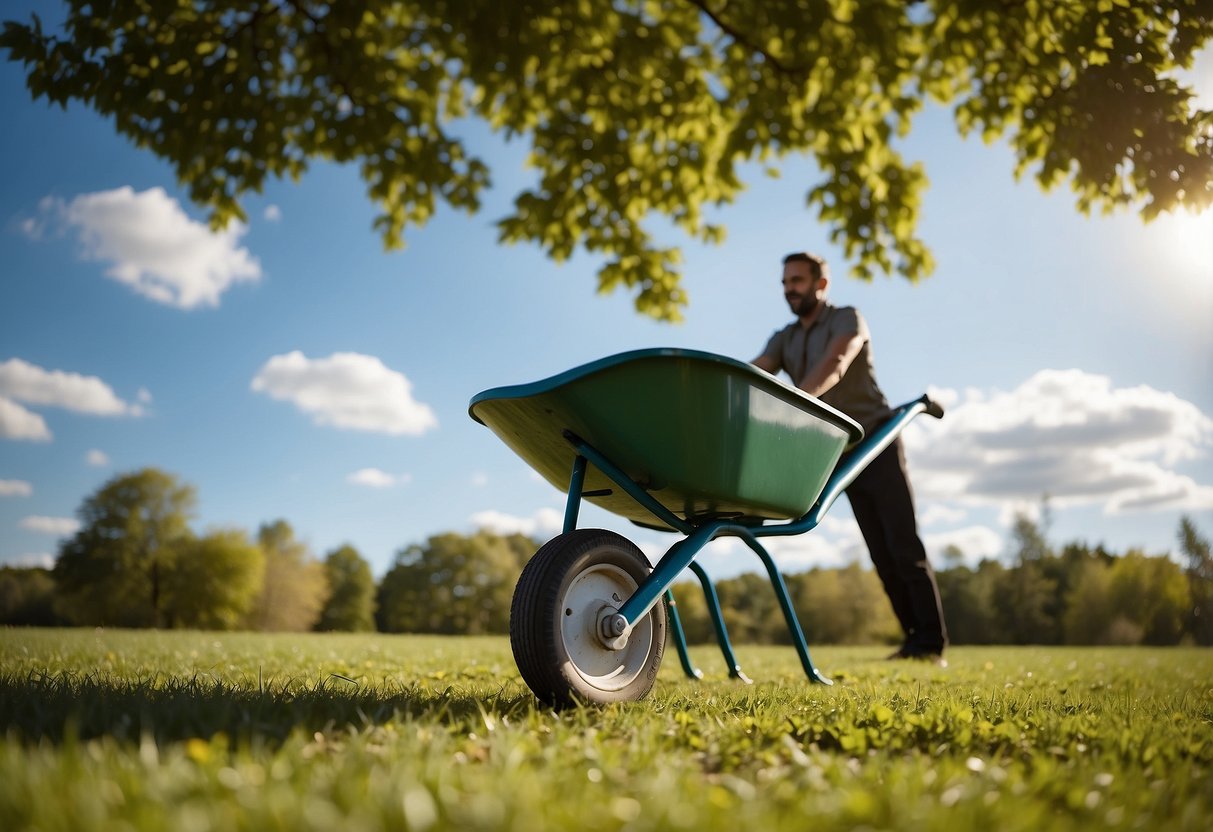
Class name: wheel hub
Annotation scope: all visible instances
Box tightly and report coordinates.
[556,562,653,691]
[596,608,630,651]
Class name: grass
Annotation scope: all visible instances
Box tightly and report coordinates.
[1,629,1210,831]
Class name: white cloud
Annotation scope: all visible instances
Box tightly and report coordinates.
[263,204,282,222]
[4,553,54,569]
[40,186,261,309]
[20,516,80,537]
[251,351,437,436]
[0,358,144,416]
[680,515,867,579]
[0,479,33,497]
[632,538,667,569]
[767,523,867,572]
[18,215,44,239]
[905,370,1213,514]
[918,504,967,527]
[470,508,563,538]
[0,397,51,441]
[993,499,1047,527]
[471,472,489,487]
[923,526,1004,566]
[85,449,110,467]
[347,468,410,488]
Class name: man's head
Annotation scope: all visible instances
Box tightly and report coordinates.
[782,252,829,317]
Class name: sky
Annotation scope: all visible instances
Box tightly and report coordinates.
[2,4,1212,583]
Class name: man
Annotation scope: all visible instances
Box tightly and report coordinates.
[753,251,948,664]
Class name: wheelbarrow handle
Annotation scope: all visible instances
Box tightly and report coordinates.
[918,394,945,420]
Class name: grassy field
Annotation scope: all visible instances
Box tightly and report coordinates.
[1,629,1210,831]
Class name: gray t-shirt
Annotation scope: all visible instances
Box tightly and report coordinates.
[758,302,892,431]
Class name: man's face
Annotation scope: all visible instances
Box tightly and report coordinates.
[782,261,821,316]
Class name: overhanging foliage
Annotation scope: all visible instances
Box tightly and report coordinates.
[4,0,1211,318]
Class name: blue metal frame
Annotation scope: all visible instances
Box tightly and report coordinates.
[559,395,941,685]
[685,561,747,680]
[663,590,703,679]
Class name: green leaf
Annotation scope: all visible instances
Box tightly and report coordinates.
[2,0,1208,320]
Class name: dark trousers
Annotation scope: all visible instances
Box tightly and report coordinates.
[845,438,948,653]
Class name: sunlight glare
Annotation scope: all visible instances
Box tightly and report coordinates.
[1152,209,1213,283]
[1174,45,1213,111]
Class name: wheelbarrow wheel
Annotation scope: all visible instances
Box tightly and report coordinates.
[510,529,666,707]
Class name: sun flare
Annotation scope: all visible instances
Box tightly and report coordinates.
[1152,209,1213,283]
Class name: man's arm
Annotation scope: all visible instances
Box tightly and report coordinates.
[752,329,784,375]
[752,353,780,374]
[797,331,865,397]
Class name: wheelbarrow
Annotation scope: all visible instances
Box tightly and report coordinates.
[469,348,943,706]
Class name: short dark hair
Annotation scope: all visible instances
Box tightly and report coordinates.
[783,251,828,281]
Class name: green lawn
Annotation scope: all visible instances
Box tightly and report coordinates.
[1,629,1210,831]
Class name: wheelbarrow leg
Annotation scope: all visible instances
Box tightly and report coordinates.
[738,531,833,685]
[664,590,703,679]
[686,561,752,683]
[563,455,588,533]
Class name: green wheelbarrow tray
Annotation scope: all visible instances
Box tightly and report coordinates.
[469,348,865,530]
[470,348,944,707]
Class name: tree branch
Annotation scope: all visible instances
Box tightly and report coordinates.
[683,0,806,76]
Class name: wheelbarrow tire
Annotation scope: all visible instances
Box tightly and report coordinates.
[510,528,666,707]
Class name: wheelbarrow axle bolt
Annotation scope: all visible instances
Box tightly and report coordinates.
[607,613,627,636]
[597,610,630,649]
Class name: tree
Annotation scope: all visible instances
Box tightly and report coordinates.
[940,543,966,570]
[1062,549,1189,645]
[1107,550,1191,645]
[162,529,265,630]
[1062,557,1119,644]
[1040,540,1114,638]
[0,566,62,626]
[713,572,784,644]
[666,579,713,644]
[315,544,376,632]
[53,468,195,627]
[787,564,900,645]
[242,520,330,631]
[1178,515,1213,645]
[934,559,1004,644]
[996,512,1059,644]
[1008,509,1052,564]
[4,2,1209,320]
[376,531,531,634]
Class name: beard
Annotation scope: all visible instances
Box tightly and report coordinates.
[787,294,818,316]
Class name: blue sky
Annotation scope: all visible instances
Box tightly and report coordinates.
[2,4,1211,581]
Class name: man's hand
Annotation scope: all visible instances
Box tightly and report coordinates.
[798,332,864,397]
[752,354,779,374]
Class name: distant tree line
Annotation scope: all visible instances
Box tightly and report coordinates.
[2,468,1211,647]
[671,514,1212,648]
[1,469,376,633]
